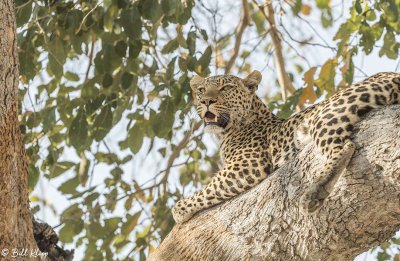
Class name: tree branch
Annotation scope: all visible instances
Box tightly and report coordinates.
[150,105,400,261]
[224,0,250,74]
[161,121,202,194]
[253,1,297,101]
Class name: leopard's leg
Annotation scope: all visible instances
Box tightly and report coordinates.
[300,139,355,213]
[172,159,272,223]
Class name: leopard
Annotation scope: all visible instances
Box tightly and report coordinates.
[172,70,400,224]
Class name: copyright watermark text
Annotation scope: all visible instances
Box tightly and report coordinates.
[1,248,48,259]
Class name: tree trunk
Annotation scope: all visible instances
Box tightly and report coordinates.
[0,0,38,259]
[150,105,400,261]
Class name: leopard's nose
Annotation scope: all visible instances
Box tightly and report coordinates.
[201,98,217,106]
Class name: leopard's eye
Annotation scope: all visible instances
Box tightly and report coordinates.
[198,87,205,94]
[220,85,231,92]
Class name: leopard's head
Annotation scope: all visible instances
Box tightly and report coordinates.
[190,70,262,134]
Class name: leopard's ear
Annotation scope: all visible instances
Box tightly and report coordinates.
[243,70,262,92]
[190,75,204,91]
[190,75,204,103]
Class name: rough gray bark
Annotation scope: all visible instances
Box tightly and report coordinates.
[150,105,400,261]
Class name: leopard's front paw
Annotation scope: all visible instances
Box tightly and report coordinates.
[300,183,329,214]
[172,199,195,224]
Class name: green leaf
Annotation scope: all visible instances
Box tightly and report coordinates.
[334,21,358,41]
[104,217,121,234]
[316,0,329,9]
[42,106,56,131]
[127,123,144,154]
[58,176,80,195]
[381,0,399,22]
[113,235,130,250]
[251,11,266,34]
[129,40,142,58]
[111,167,123,180]
[161,38,179,54]
[65,71,80,82]
[354,0,362,14]
[50,161,75,179]
[95,152,119,164]
[120,7,142,39]
[277,89,302,118]
[115,40,128,57]
[59,221,83,243]
[68,109,89,151]
[166,57,176,80]
[102,73,114,88]
[124,194,134,210]
[16,1,32,27]
[187,31,196,55]
[61,203,84,223]
[176,25,188,48]
[48,37,66,78]
[321,9,333,28]
[84,192,100,205]
[26,112,41,128]
[28,163,39,191]
[88,222,107,238]
[93,105,113,141]
[141,0,163,23]
[377,251,391,261]
[178,56,187,71]
[152,100,175,138]
[121,72,134,89]
[121,212,141,236]
[359,24,375,54]
[104,3,119,32]
[200,29,208,41]
[105,188,118,211]
[81,79,99,99]
[379,31,399,59]
[162,0,177,16]
[175,0,193,24]
[195,46,212,76]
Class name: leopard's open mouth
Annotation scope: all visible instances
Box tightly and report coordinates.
[204,111,229,128]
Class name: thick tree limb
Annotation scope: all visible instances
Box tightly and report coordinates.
[0,1,38,258]
[149,105,400,261]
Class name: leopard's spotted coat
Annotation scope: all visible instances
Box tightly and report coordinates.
[172,71,400,224]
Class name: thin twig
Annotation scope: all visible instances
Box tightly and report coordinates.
[278,16,336,52]
[85,34,96,81]
[75,1,102,34]
[161,121,202,194]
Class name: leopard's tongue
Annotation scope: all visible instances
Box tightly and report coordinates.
[205,111,217,123]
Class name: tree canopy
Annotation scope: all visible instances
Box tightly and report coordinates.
[16,0,400,260]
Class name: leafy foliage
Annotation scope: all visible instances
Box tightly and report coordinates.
[15,0,400,259]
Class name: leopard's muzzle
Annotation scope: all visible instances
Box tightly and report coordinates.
[204,111,229,128]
